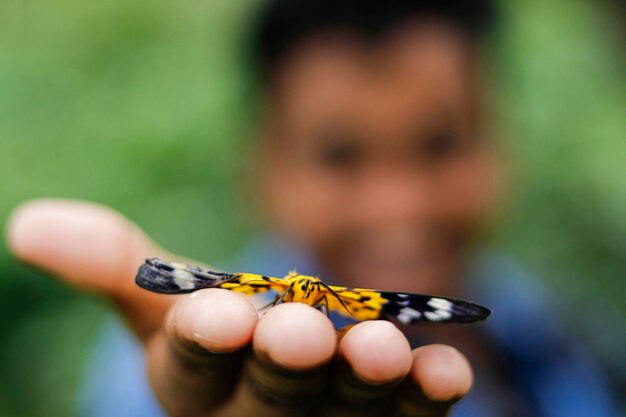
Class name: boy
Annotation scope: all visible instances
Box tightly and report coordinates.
[7,0,616,416]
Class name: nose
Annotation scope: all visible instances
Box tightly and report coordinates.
[352,165,434,227]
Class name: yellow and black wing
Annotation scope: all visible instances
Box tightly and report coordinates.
[136,258,288,295]
[327,286,491,325]
[136,259,490,325]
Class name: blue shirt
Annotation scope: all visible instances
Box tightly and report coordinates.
[78,241,618,417]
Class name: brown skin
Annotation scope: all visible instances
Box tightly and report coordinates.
[8,199,471,417]
[6,22,492,417]
[261,22,499,295]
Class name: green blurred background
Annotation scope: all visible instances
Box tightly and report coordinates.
[0,0,623,415]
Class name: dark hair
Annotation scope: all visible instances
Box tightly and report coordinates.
[248,0,495,83]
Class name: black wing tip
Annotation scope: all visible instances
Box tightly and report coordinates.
[452,300,491,323]
[471,305,491,322]
[380,291,492,325]
[135,257,238,294]
[135,261,159,292]
[135,257,194,294]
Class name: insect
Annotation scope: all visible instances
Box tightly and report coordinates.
[136,258,491,326]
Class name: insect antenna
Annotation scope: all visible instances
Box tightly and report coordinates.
[318,281,353,316]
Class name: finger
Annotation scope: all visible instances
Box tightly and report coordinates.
[391,344,473,417]
[6,198,174,340]
[317,321,412,417]
[148,288,259,417]
[223,303,337,417]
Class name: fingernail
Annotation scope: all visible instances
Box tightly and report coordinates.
[174,289,258,353]
[254,303,336,370]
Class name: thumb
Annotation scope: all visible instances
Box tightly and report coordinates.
[6,198,175,342]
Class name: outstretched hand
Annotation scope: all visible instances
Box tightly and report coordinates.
[7,199,473,417]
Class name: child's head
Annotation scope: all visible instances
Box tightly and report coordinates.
[250,0,499,291]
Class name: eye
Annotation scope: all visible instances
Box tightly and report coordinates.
[418,128,464,161]
[314,135,364,170]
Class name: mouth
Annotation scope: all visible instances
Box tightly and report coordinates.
[330,227,461,288]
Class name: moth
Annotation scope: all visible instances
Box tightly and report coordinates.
[136,258,490,326]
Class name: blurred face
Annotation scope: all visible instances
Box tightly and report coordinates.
[260,22,499,292]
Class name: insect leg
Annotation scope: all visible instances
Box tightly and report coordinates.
[274,282,295,305]
[313,295,330,317]
[257,294,281,313]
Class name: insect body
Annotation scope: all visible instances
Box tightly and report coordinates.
[136,258,490,326]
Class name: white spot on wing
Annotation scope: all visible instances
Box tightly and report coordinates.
[428,298,453,311]
[397,307,421,324]
[424,310,452,321]
[173,269,196,290]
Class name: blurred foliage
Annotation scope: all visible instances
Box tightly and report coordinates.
[0,0,623,416]
[493,0,625,382]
